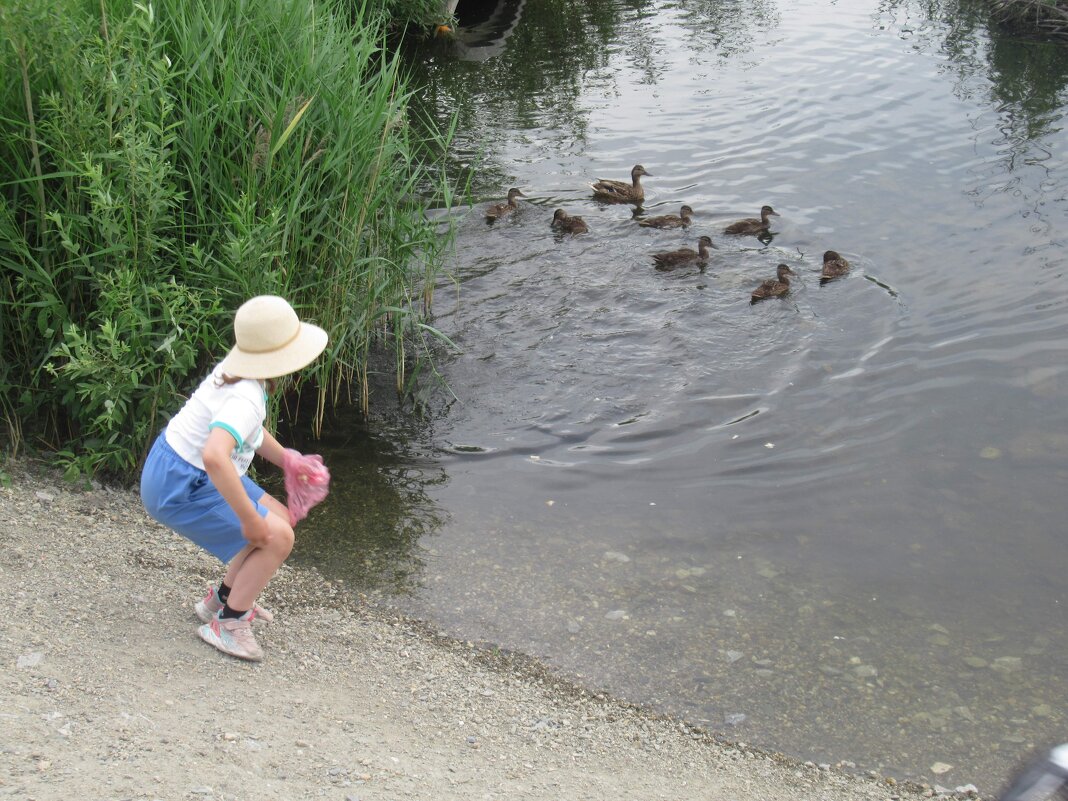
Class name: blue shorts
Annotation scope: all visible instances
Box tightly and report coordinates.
[140,431,268,563]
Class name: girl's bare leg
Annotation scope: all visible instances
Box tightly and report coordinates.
[223,491,294,611]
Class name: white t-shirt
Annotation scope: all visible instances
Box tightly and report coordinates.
[165,366,267,476]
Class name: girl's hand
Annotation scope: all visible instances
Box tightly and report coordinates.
[241,512,272,548]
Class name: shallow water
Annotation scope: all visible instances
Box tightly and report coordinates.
[296,0,1068,792]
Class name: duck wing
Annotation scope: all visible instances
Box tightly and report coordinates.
[725,218,760,234]
[591,179,629,198]
[639,214,681,228]
[653,248,696,270]
[485,202,512,220]
[751,279,783,300]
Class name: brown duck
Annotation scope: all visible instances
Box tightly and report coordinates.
[751,264,797,303]
[725,205,780,235]
[550,208,589,235]
[639,204,694,229]
[820,250,850,282]
[652,235,715,271]
[485,188,526,221]
[590,164,651,203]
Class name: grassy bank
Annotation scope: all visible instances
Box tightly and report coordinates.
[0,0,456,478]
[991,0,1068,38]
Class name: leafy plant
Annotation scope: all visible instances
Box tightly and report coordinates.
[0,0,458,478]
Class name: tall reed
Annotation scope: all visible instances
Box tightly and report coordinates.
[0,0,456,477]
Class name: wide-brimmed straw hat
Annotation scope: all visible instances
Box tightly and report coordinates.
[217,295,328,379]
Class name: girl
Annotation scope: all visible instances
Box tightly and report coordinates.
[141,295,328,661]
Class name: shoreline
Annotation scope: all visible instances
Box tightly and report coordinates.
[0,462,983,800]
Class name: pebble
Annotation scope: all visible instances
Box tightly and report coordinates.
[604,610,627,621]
[991,656,1022,673]
[17,651,44,669]
[930,762,953,775]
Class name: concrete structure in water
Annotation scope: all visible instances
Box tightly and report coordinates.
[440,0,526,62]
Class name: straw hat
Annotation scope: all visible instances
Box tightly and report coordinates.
[218,295,328,379]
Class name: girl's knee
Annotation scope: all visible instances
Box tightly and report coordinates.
[269,518,295,559]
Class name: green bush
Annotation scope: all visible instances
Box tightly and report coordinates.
[0,0,455,478]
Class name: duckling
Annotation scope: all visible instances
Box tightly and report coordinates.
[750,264,797,304]
[725,205,780,235]
[638,204,694,229]
[652,235,716,271]
[550,208,589,235]
[590,164,651,204]
[820,250,850,282]
[485,188,526,221]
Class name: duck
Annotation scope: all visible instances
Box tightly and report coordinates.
[590,164,651,204]
[820,250,850,282]
[750,264,797,303]
[485,188,526,221]
[652,235,716,271]
[725,205,780,235]
[638,204,694,229]
[550,208,589,235]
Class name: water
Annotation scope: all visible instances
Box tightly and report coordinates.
[295,0,1068,792]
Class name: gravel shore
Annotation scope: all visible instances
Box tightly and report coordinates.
[0,464,979,800]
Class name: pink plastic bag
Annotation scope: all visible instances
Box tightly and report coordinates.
[282,448,331,527]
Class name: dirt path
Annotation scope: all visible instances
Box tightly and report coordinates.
[0,466,972,800]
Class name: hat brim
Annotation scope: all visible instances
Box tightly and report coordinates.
[217,323,328,379]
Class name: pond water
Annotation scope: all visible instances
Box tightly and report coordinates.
[295,0,1068,793]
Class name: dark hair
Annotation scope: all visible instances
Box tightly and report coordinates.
[216,373,279,394]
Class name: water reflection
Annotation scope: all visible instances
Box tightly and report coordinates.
[315,0,1068,792]
[671,0,781,60]
[450,0,526,61]
[416,0,621,192]
[281,404,446,594]
[880,0,1068,223]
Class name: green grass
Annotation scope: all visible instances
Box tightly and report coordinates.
[0,0,457,478]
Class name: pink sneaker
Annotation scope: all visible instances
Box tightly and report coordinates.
[197,612,264,662]
[194,586,274,624]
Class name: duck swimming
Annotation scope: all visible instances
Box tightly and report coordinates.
[485,188,526,221]
[750,264,797,303]
[591,164,651,204]
[820,250,850,282]
[652,235,715,271]
[551,208,589,235]
[725,205,780,235]
[639,204,694,229]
